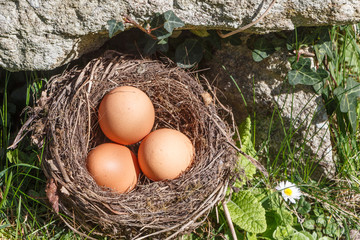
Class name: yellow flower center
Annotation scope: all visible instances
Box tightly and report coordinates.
[284,188,292,196]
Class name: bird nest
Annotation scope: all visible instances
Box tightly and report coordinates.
[24,50,239,239]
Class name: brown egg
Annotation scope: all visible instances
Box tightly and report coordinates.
[98,86,155,145]
[86,143,140,193]
[138,128,195,181]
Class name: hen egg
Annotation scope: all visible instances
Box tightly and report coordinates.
[98,86,155,145]
[86,143,140,193]
[138,128,195,181]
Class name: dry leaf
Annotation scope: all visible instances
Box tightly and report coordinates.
[201,92,213,106]
[45,178,59,213]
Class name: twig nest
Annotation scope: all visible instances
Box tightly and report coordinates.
[29,51,238,239]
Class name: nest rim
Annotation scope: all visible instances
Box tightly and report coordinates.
[27,51,238,239]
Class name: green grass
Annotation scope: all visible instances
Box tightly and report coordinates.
[1,24,360,239]
[0,71,81,239]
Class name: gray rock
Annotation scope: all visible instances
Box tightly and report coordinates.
[205,42,335,179]
[1,0,360,71]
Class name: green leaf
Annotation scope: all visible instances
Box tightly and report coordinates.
[107,20,124,38]
[334,79,360,132]
[273,225,295,240]
[303,219,315,230]
[227,190,267,234]
[316,29,333,60]
[262,212,278,239]
[157,40,169,52]
[346,78,360,97]
[316,215,326,226]
[175,39,203,68]
[312,78,327,95]
[246,232,258,240]
[314,44,326,64]
[190,29,210,37]
[299,231,316,240]
[0,171,12,208]
[288,57,329,86]
[252,38,275,62]
[274,208,293,226]
[297,197,311,215]
[291,232,310,240]
[334,83,360,113]
[144,38,158,55]
[238,116,256,156]
[163,10,184,33]
[347,107,357,132]
[236,115,257,184]
[149,13,171,40]
[325,222,338,237]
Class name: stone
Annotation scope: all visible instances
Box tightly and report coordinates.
[205,41,335,179]
[1,0,360,71]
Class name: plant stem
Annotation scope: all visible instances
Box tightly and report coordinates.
[222,201,238,240]
[123,15,157,40]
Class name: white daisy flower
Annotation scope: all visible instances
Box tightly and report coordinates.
[275,181,302,204]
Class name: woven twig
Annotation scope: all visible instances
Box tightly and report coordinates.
[25,50,239,239]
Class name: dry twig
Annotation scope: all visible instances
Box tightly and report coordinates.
[21,51,239,239]
[217,0,277,38]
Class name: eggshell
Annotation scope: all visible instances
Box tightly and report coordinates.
[138,128,195,181]
[98,86,155,145]
[86,143,140,193]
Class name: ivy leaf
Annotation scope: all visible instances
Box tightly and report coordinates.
[345,78,360,97]
[348,107,357,132]
[288,58,329,86]
[157,39,169,53]
[312,78,327,95]
[163,10,184,33]
[316,40,333,62]
[291,57,311,70]
[149,13,171,40]
[144,38,158,55]
[335,86,357,112]
[317,29,333,60]
[314,44,326,64]
[175,39,203,68]
[252,38,275,62]
[334,79,360,132]
[107,20,124,38]
[227,190,267,234]
[334,79,360,113]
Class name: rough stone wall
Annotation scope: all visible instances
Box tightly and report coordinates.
[205,42,334,179]
[1,0,360,71]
